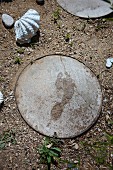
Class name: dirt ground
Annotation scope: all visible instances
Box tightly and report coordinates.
[0,0,113,169]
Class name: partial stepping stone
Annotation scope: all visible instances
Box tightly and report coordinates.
[2,13,14,28]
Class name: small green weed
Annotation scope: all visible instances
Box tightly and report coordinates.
[14,57,21,64]
[53,8,60,23]
[38,136,80,170]
[95,19,108,31]
[103,18,113,21]
[105,133,113,145]
[17,48,24,54]
[108,165,113,170]
[0,130,16,150]
[0,76,4,81]
[65,33,71,42]
[81,140,108,165]
[37,137,61,170]
[81,133,113,169]
[93,142,108,165]
[69,41,73,47]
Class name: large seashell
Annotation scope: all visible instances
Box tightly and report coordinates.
[0,91,4,106]
[14,9,40,44]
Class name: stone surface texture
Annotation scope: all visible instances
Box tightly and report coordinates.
[15,55,102,138]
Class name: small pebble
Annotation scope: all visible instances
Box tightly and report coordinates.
[111,153,113,158]
[0,91,4,107]
[67,164,79,170]
[106,58,113,68]
[73,143,79,150]
[105,114,110,121]
[2,13,14,28]
[97,128,101,132]
[36,0,44,5]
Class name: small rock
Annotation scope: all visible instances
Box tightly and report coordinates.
[36,0,44,5]
[73,143,79,150]
[111,153,113,158]
[46,143,53,148]
[0,91,4,107]
[67,163,79,170]
[2,14,14,28]
[106,58,113,68]
[105,114,110,121]
[97,128,101,132]
[74,160,79,164]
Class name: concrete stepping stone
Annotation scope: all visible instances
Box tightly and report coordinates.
[57,0,113,18]
[15,55,102,138]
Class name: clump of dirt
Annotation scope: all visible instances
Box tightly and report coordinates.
[0,0,113,169]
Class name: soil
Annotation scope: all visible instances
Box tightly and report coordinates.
[0,0,113,170]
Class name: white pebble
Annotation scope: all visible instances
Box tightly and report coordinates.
[0,91,4,106]
[106,58,113,68]
[73,143,79,150]
[2,13,14,28]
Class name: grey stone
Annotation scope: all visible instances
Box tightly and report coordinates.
[57,0,113,18]
[2,14,14,28]
[15,55,102,138]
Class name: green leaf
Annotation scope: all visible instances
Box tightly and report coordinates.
[51,147,61,153]
[0,130,17,150]
[108,165,113,170]
[106,133,113,145]
[95,156,105,165]
[104,18,113,21]
[49,150,59,157]
[47,156,51,164]
[0,142,5,149]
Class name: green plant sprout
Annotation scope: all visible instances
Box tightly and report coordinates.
[0,130,16,150]
[0,76,4,81]
[17,47,24,54]
[81,133,113,169]
[14,56,21,64]
[37,137,61,170]
[53,8,60,23]
[65,33,71,42]
[38,136,80,170]
[105,133,113,145]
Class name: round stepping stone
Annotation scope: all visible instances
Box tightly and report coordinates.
[57,0,113,18]
[2,14,14,28]
[15,55,102,138]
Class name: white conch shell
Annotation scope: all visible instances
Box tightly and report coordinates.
[14,9,40,44]
[0,91,4,106]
